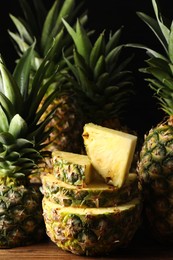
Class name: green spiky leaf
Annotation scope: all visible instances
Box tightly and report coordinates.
[9,14,33,45]
[13,43,35,100]
[152,0,170,44]
[136,11,168,53]
[8,114,28,139]
[0,57,23,113]
[63,18,92,63]
[89,32,105,69]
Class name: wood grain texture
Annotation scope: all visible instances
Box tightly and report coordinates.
[0,229,173,260]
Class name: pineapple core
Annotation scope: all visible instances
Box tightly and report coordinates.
[83,123,137,187]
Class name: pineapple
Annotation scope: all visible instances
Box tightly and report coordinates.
[129,0,173,243]
[0,42,59,248]
[52,150,93,186]
[41,172,139,207]
[8,0,88,153]
[41,123,142,256]
[9,0,135,154]
[62,18,135,130]
[83,123,137,187]
[42,197,142,256]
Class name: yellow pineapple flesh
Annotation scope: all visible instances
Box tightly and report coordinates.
[83,123,137,187]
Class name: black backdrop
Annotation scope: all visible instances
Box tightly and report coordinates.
[0,0,172,139]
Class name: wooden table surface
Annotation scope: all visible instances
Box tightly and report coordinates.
[0,229,173,260]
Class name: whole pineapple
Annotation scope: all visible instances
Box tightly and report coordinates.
[9,0,88,153]
[0,42,59,247]
[130,0,173,243]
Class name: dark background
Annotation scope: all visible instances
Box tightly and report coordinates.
[0,0,172,139]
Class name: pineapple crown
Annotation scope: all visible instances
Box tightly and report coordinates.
[127,0,173,115]
[9,0,88,73]
[62,19,134,123]
[0,43,61,179]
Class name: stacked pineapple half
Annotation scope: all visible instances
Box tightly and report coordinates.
[41,123,142,256]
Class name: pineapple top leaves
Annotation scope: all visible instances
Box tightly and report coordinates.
[9,0,88,71]
[62,19,134,123]
[0,44,60,180]
[127,0,173,116]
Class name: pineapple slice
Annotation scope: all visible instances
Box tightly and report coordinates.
[42,197,142,256]
[41,173,140,208]
[83,123,137,187]
[52,151,93,186]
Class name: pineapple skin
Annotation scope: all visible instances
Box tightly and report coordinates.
[41,173,140,208]
[0,180,46,248]
[138,121,173,244]
[42,198,142,256]
[52,151,93,186]
[41,95,84,154]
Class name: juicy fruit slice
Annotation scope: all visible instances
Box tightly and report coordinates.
[42,197,142,256]
[83,123,137,187]
[52,151,93,186]
[41,173,140,208]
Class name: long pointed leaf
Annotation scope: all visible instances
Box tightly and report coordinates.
[41,0,61,52]
[63,18,92,63]
[19,0,42,38]
[106,27,123,54]
[89,32,105,69]
[126,43,169,61]
[13,43,35,100]
[8,31,30,55]
[152,0,170,44]
[0,92,16,121]
[0,57,22,112]
[53,0,75,30]
[168,21,173,64]
[9,14,33,44]
[137,11,168,53]
[0,106,9,132]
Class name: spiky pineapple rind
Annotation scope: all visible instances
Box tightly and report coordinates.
[137,119,173,244]
[52,151,93,186]
[42,197,142,256]
[0,183,45,248]
[41,172,140,208]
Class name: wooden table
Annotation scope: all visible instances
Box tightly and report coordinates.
[0,229,173,260]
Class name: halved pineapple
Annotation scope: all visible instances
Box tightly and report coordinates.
[83,123,137,187]
[42,197,142,256]
[41,172,140,208]
[52,151,94,186]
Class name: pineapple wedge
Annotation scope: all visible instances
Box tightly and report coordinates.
[41,173,140,208]
[42,197,142,256]
[83,123,137,187]
[52,151,93,186]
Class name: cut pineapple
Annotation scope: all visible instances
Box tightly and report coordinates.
[41,173,140,208]
[83,123,137,187]
[42,197,142,256]
[52,151,93,186]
